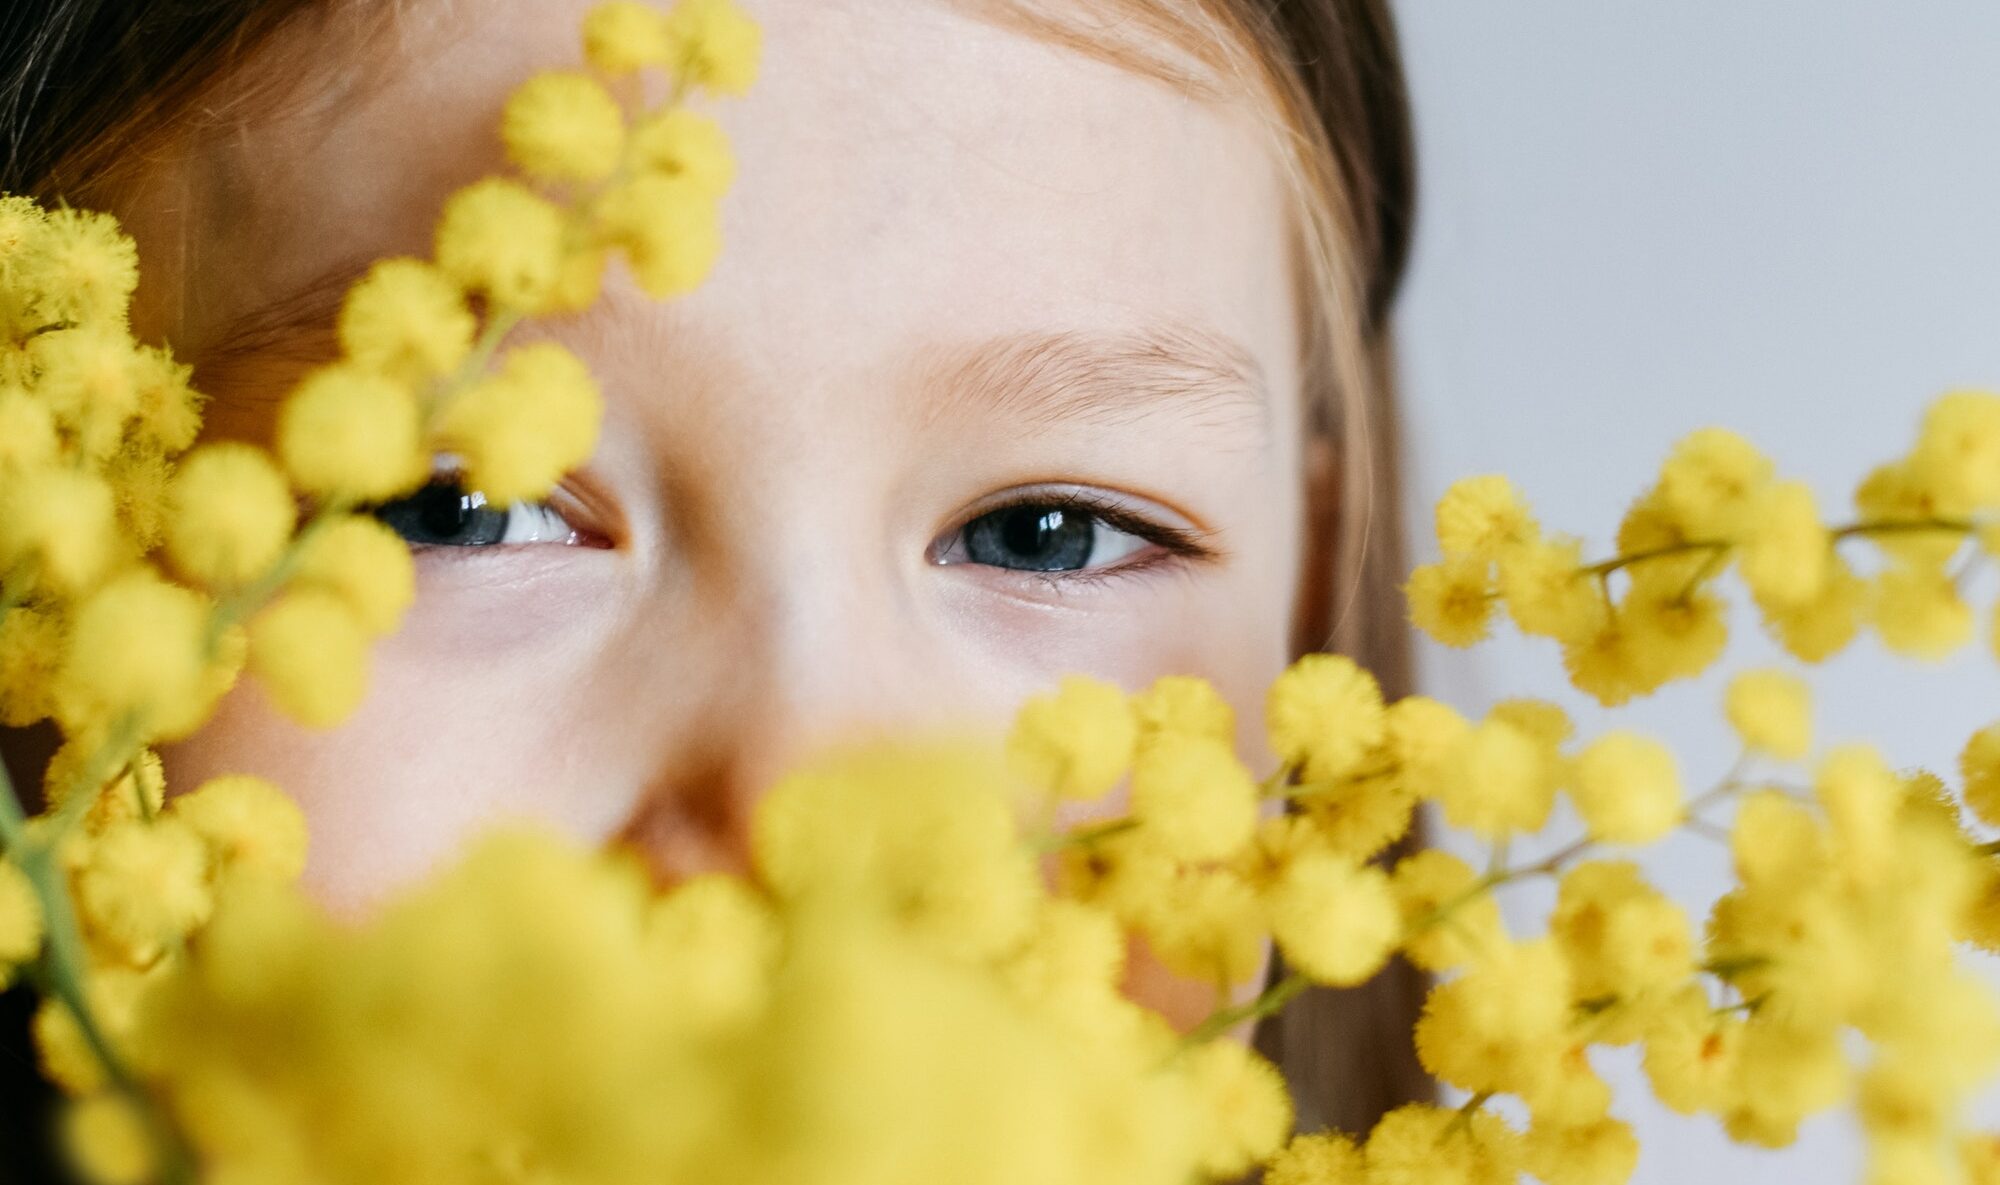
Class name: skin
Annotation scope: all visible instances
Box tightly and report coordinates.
[107,0,1333,1027]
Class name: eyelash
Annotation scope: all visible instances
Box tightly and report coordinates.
[945,488,1219,584]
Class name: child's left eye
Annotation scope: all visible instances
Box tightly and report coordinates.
[932,501,1154,573]
[372,481,582,548]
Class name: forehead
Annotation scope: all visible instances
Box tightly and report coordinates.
[131,0,1302,419]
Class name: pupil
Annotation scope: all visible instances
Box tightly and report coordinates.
[964,505,1094,571]
[417,485,472,538]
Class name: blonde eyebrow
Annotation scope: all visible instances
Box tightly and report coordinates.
[918,324,1268,439]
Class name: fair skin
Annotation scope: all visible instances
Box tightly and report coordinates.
[108,0,1324,1025]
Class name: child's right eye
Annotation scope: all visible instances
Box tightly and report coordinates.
[372,482,582,549]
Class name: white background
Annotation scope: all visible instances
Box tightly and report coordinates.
[1391,2,2000,1179]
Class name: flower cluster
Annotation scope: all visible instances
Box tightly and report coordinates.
[2,2,1999,1184]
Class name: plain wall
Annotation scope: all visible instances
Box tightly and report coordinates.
[1390,2,2000,1179]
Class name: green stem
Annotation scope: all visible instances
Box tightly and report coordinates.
[1179,972,1309,1047]
[1031,817,1139,855]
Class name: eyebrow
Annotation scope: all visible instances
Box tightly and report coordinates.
[916,323,1269,441]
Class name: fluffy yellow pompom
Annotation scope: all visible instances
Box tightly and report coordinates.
[630,109,737,197]
[1962,723,2000,829]
[1724,668,1812,759]
[0,387,58,473]
[1393,848,1505,972]
[1366,1102,1522,1185]
[1913,389,2000,509]
[60,1093,156,1185]
[337,258,476,383]
[0,466,118,593]
[1181,1039,1292,1179]
[27,207,139,324]
[170,775,309,882]
[1524,1117,1639,1185]
[74,817,213,965]
[434,342,603,505]
[1007,675,1138,802]
[1499,534,1603,641]
[1569,731,1682,845]
[1656,427,1773,538]
[504,71,627,183]
[1264,654,1385,781]
[1434,718,1556,838]
[1739,480,1828,608]
[597,173,721,298]
[434,178,566,311]
[293,515,415,636]
[582,0,671,75]
[1435,474,1538,561]
[0,605,64,728]
[1872,562,1973,659]
[277,364,424,502]
[1264,1132,1367,1185]
[55,573,212,739]
[1133,674,1234,743]
[1266,852,1399,987]
[1761,552,1865,663]
[665,0,763,96]
[1128,733,1256,863]
[249,590,370,728]
[165,443,297,588]
[1407,554,1495,647]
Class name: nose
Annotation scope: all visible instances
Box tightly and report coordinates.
[608,551,990,885]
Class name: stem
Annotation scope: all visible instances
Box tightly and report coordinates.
[1179,972,1309,1047]
[1584,539,1730,579]
[1031,817,1139,855]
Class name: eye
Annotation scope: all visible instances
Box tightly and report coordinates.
[372,481,583,548]
[933,495,1178,574]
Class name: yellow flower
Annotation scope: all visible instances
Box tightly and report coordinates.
[1129,733,1257,863]
[1760,551,1866,663]
[128,344,203,453]
[647,873,780,1031]
[1140,867,1266,986]
[26,207,138,324]
[248,589,370,728]
[1549,861,1692,1000]
[1724,668,1812,759]
[1871,561,1972,659]
[1435,474,1537,560]
[60,1093,156,1185]
[337,258,476,383]
[1738,479,1829,608]
[630,109,737,197]
[1815,744,1899,884]
[1560,615,1644,707]
[1264,654,1385,781]
[1640,984,1743,1115]
[0,859,44,978]
[1406,554,1494,646]
[597,173,722,298]
[1856,459,1966,566]
[1729,789,1828,889]
[1569,731,1681,845]
[1132,674,1234,744]
[1365,1102,1521,1185]
[434,342,603,505]
[1962,723,2000,828]
[0,466,118,593]
[1616,489,1715,593]
[1393,849,1504,971]
[434,178,566,311]
[74,817,214,965]
[26,325,140,459]
[1498,535,1604,641]
[1432,718,1555,838]
[582,0,671,75]
[1656,427,1773,538]
[503,71,627,183]
[1264,1131,1366,1185]
[0,193,47,285]
[1913,389,2000,509]
[1181,1039,1292,1179]
[1265,851,1398,986]
[0,604,64,727]
[165,443,297,589]
[0,386,58,472]
[1007,675,1137,802]
[1414,938,1571,1096]
[170,775,309,883]
[277,364,424,502]
[292,515,416,636]
[106,444,172,551]
[1621,584,1728,686]
[55,573,213,739]
[1524,1117,1639,1185]
[665,0,763,96]
[1723,1021,1850,1147]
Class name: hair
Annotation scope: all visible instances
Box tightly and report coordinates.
[0,0,1427,1150]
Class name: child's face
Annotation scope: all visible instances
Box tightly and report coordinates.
[128,0,1312,953]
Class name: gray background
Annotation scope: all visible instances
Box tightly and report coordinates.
[1391,2,2000,1179]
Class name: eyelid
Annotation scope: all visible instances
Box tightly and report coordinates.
[934,485,1221,568]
